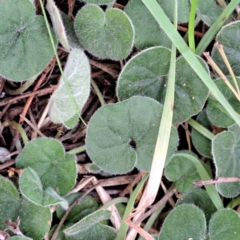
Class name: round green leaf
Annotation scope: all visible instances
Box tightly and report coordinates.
[209,209,240,240]
[49,48,91,128]
[212,21,240,76]
[158,204,206,240]
[206,77,240,127]
[86,96,178,174]
[0,0,56,82]
[0,176,51,240]
[212,124,240,197]
[74,4,134,60]
[117,47,209,124]
[176,189,217,222]
[125,0,189,49]
[18,198,51,240]
[56,192,99,224]
[0,176,20,229]
[19,167,68,207]
[16,137,77,196]
[192,109,212,158]
[164,151,201,193]
[196,0,222,26]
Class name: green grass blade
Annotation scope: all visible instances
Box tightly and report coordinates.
[142,0,240,127]
[196,0,239,55]
[116,173,149,240]
[188,0,198,52]
[174,152,223,210]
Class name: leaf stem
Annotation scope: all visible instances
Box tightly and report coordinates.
[187,118,215,140]
[174,152,223,210]
[188,0,198,52]
[67,145,86,155]
[91,79,105,106]
[195,0,239,55]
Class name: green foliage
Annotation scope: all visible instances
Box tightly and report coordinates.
[176,189,217,222]
[46,0,70,52]
[74,4,134,60]
[86,96,178,174]
[209,209,240,240]
[19,167,68,207]
[158,204,206,240]
[212,22,240,76]
[82,0,114,4]
[125,0,189,49]
[191,109,212,157]
[212,124,240,197]
[0,0,56,82]
[63,210,117,240]
[56,192,99,224]
[16,137,77,196]
[206,77,240,127]
[49,48,91,128]
[196,0,222,26]
[117,47,209,123]
[164,151,201,193]
[0,176,51,240]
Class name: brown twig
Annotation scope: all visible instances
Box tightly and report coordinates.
[194,177,240,187]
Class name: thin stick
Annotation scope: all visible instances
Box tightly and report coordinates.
[0,86,57,107]
[20,115,46,137]
[203,52,240,101]
[214,42,240,96]
[194,177,240,187]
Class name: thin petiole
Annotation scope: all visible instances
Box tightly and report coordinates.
[188,0,198,52]
[214,42,240,96]
[203,52,240,101]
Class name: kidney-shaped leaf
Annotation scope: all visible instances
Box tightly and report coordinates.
[117,47,209,124]
[18,198,51,240]
[196,0,222,26]
[0,176,51,240]
[209,209,240,240]
[49,48,91,128]
[0,0,55,82]
[164,151,201,193]
[212,123,240,197]
[86,96,178,174]
[19,167,68,207]
[74,4,134,60]
[158,204,206,240]
[212,21,240,76]
[125,0,189,50]
[0,176,20,229]
[16,137,77,196]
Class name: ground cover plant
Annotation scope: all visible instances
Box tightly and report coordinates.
[1,0,240,239]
